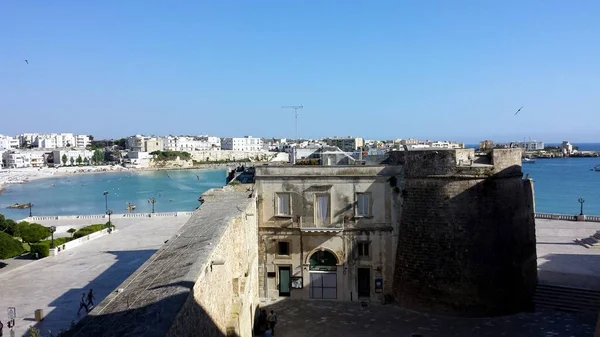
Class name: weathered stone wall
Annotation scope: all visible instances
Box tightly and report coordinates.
[391,148,537,316]
[190,150,279,163]
[65,186,258,337]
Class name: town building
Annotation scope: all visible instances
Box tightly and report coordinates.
[1,150,46,168]
[560,141,574,156]
[0,135,19,150]
[221,136,264,151]
[479,140,494,150]
[50,149,94,166]
[255,165,403,301]
[323,137,364,152]
[162,136,214,152]
[127,135,164,153]
[514,140,544,151]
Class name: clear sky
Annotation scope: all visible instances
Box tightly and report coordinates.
[1,1,598,143]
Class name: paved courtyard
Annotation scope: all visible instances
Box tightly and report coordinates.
[0,215,191,337]
[260,299,596,337]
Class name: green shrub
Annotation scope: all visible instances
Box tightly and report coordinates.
[0,232,25,259]
[40,237,73,248]
[73,224,107,239]
[18,222,51,243]
[30,242,50,259]
[0,217,20,237]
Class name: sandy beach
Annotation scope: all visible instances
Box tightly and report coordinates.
[0,166,133,193]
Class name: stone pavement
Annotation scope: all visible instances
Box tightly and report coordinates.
[536,219,600,289]
[260,299,595,337]
[0,215,191,337]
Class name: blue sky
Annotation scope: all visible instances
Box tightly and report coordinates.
[1,1,598,143]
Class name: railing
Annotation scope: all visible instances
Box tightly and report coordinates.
[24,211,196,222]
[535,213,600,222]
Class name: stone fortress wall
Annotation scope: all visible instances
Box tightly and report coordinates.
[390,148,537,316]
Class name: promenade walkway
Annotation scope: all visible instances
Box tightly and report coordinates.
[536,218,600,290]
[0,215,191,337]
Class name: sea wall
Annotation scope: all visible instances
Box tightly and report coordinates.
[64,186,259,337]
[190,150,280,163]
[391,148,537,316]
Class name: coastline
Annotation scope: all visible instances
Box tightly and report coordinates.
[0,162,253,194]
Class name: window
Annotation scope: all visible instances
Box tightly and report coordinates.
[276,193,291,216]
[315,194,331,226]
[278,241,290,256]
[356,193,371,217]
[357,242,369,257]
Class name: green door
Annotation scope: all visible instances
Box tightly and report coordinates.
[279,266,291,296]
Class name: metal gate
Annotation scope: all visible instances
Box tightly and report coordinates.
[309,272,337,299]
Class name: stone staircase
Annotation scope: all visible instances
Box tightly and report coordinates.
[575,230,600,248]
[534,283,600,314]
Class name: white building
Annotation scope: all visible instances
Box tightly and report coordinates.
[221,136,264,152]
[16,133,90,149]
[51,149,94,166]
[428,141,464,149]
[198,136,221,149]
[76,135,90,148]
[18,133,39,147]
[1,150,46,168]
[560,141,574,155]
[162,136,216,152]
[515,141,544,151]
[0,135,19,150]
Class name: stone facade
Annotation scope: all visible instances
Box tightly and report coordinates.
[391,148,537,316]
[255,166,403,302]
[65,186,259,337]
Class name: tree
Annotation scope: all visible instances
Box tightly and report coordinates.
[76,155,83,165]
[0,219,19,237]
[70,157,75,166]
[83,157,90,165]
[62,154,68,166]
[88,135,94,141]
[92,149,104,165]
[67,228,76,237]
[18,222,50,244]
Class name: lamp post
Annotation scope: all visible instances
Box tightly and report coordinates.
[103,191,109,212]
[50,226,56,248]
[578,197,585,215]
[150,197,156,213]
[29,202,33,217]
[106,209,113,225]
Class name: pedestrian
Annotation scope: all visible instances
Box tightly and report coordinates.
[267,310,277,335]
[77,293,89,315]
[0,320,4,337]
[87,289,96,307]
[258,309,268,333]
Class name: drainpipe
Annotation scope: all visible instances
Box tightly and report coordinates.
[263,236,268,298]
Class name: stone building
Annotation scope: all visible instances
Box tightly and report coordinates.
[255,165,403,302]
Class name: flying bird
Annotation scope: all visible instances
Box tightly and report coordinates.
[514,106,523,115]
[24,60,28,65]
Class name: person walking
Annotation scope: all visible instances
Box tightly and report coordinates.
[77,293,89,315]
[87,289,96,307]
[267,310,277,335]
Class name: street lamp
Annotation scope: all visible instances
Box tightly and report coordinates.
[29,202,33,217]
[103,191,109,212]
[578,197,585,215]
[149,197,157,213]
[50,226,56,248]
[106,209,113,225]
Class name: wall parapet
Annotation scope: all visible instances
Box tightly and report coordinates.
[535,212,600,222]
[64,186,259,337]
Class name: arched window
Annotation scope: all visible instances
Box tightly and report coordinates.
[309,250,338,267]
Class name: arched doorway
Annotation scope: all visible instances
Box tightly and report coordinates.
[308,249,338,299]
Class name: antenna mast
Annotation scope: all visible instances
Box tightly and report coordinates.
[282,105,303,140]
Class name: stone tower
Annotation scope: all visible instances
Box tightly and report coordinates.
[392,148,537,316]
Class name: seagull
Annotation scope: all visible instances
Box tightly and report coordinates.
[24,60,28,65]
[514,106,523,115]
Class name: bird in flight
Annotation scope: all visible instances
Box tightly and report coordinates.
[25,60,28,64]
[514,106,523,115]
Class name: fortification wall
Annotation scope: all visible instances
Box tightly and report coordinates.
[391,148,537,316]
[65,186,259,337]
[190,150,279,163]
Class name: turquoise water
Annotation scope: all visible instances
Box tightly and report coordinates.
[523,157,600,215]
[0,169,226,220]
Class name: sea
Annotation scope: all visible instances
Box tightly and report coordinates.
[0,169,227,220]
[1,143,600,219]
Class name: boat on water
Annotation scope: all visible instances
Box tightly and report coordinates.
[594,165,600,172]
[522,157,536,164]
